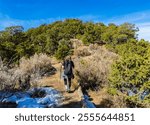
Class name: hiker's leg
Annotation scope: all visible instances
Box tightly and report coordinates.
[68,78,71,90]
[64,78,68,91]
[64,78,67,85]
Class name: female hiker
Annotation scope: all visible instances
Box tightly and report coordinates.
[61,56,74,92]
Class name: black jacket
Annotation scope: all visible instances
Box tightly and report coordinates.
[63,60,74,77]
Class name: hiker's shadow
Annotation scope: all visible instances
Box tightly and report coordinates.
[71,85,93,101]
[72,84,80,93]
[68,90,75,93]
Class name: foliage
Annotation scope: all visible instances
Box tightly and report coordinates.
[109,39,150,107]
[101,23,138,45]
[55,39,73,60]
[0,19,147,107]
[81,22,104,45]
[0,19,138,64]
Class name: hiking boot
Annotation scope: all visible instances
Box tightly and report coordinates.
[65,85,68,92]
[67,88,71,93]
[65,85,70,92]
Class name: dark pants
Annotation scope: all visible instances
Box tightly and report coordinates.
[64,77,72,89]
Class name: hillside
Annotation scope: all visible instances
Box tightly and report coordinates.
[0,19,150,108]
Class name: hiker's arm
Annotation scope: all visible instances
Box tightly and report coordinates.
[62,61,65,69]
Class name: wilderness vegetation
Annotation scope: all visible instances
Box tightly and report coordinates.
[0,19,150,107]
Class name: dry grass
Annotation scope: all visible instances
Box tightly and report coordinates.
[0,57,16,90]
[73,45,124,107]
[14,53,54,88]
[74,46,118,90]
[74,46,91,57]
[89,88,127,108]
[71,39,83,49]
[0,53,55,91]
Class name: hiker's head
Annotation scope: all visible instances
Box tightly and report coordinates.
[65,56,71,61]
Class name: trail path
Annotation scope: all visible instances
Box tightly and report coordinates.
[39,59,83,108]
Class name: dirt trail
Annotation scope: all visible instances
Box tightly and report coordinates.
[39,59,82,108]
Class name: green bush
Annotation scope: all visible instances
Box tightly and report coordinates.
[109,39,150,107]
[107,88,118,96]
[55,39,73,60]
[0,20,138,63]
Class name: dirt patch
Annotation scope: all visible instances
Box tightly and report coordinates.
[39,61,82,108]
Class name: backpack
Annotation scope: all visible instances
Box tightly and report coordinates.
[64,60,72,75]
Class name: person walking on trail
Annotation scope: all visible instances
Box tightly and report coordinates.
[61,56,74,93]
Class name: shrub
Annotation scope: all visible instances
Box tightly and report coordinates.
[74,47,91,57]
[0,57,16,90]
[89,44,99,52]
[90,88,126,108]
[0,54,56,91]
[107,87,118,96]
[70,39,83,49]
[109,40,150,107]
[14,53,55,88]
[75,46,117,90]
[55,39,73,60]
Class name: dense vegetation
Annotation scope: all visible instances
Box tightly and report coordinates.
[0,18,150,107]
[109,39,150,107]
[0,19,138,62]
